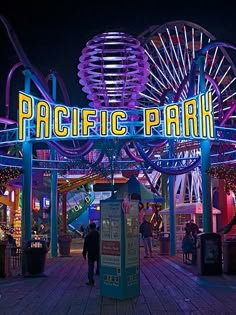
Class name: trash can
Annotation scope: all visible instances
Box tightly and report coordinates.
[197,232,222,275]
[24,240,48,275]
[223,239,236,274]
[159,232,170,255]
[58,236,72,256]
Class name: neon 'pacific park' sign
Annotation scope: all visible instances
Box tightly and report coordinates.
[18,91,214,142]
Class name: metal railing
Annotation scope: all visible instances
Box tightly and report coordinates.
[6,245,22,277]
[10,246,22,272]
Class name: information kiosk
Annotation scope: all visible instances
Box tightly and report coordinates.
[100,199,140,299]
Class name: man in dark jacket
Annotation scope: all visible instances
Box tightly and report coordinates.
[82,222,99,286]
[139,215,153,258]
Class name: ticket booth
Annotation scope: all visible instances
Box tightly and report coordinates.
[159,203,221,251]
[100,199,140,299]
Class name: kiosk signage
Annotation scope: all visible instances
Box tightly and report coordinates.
[100,199,140,299]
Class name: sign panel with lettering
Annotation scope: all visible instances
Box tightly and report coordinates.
[18,91,214,142]
[100,199,140,299]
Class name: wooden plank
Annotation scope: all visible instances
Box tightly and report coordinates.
[1,242,236,314]
[116,299,135,315]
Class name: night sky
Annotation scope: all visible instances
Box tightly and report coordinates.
[1,1,236,115]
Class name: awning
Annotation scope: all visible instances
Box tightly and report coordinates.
[159,202,221,215]
[113,175,164,202]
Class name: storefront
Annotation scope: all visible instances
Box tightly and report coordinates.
[159,203,221,250]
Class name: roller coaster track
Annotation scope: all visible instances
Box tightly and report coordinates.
[57,174,102,228]
[58,173,103,194]
[66,191,95,227]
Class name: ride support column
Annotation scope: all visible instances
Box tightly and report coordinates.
[22,70,32,243]
[162,174,168,209]
[198,55,213,232]
[49,73,58,257]
[62,193,67,234]
[201,140,212,232]
[50,156,58,257]
[21,70,33,275]
[168,140,176,256]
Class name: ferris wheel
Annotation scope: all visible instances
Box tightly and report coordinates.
[138,20,236,117]
[128,20,236,175]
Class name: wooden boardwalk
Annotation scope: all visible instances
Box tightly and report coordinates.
[0,239,236,315]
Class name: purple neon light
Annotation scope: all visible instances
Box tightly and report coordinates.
[136,142,201,175]
[5,62,23,122]
[198,41,236,125]
[78,32,149,108]
[124,144,153,162]
[0,15,93,159]
[49,141,94,158]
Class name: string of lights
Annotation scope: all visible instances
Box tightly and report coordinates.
[0,167,23,194]
[206,166,236,195]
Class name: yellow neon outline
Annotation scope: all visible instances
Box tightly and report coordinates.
[182,97,198,138]
[200,91,214,138]
[18,92,34,141]
[71,107,80,137]
[54,105,69,137]
[164,104,180,137]
[100,110,108,136]
[144,108,160,136]
[82,109,96,136]
[111,111,127,136]
[36,101,51,139]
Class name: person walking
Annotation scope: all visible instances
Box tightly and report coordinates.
[82,222,100,286]
[139,215,153,258]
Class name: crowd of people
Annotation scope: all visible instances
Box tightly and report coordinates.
[29,201,200,285]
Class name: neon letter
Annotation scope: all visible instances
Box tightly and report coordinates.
[18,92,34,141]
[54,105,69,137]
[111,111,127,136]
[82,109,96,136]
[183,98,198,137]
[144,108,160,136]
[71,107,80,137]
[164,104,180,136]
[100,110,108,136]
[200,92,214,138]
[36,101,51,139]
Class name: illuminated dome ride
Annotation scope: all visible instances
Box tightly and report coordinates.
[0,18,236,179]
[76,31,150,174]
